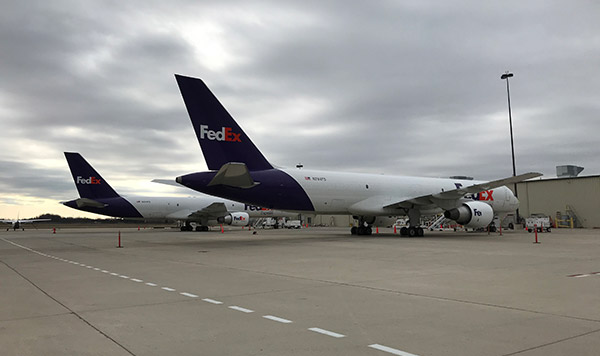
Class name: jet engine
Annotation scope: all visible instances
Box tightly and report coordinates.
[218,212,250,226]
[444,201,494,228]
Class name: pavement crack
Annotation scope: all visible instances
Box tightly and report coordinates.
[0,258,137,356]
[501,327,600,356]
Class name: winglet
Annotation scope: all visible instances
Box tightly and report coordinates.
[175,75,273,171]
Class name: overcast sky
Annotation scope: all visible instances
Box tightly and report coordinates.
[1,0,599,218]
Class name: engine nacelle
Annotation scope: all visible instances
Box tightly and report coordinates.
[444,201,494,228]
[218,212,250,226]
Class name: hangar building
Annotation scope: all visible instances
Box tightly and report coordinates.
[516,174,600,229]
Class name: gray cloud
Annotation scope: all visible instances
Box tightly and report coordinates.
[1,0,599,215]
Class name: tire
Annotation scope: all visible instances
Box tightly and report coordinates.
[408,227,417,237]
[417,227,424,237]
[351,226,357,235]
[400,227,408,236]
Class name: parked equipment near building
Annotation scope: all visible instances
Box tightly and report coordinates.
[526,215,551,233]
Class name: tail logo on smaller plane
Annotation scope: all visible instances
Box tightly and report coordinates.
[77,176,102,185]
[199,125,241,142]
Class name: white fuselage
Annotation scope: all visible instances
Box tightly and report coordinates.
[282,168,519,216]
[125,195,296,221]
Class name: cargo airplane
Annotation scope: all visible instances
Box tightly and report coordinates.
[173,75,541,236]
[61,152,295,231]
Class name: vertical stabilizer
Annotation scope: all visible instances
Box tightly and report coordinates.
[175,75,273,171]
[64,152,120,199]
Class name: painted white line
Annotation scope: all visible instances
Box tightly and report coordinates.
[119,275,130,279]
[202,298,223,305]
[368,344,419,356]
[93,268,100,271]
[161,287,176,292]
[574,274,590,278]
[308,327,345,338]
[181,292,199,298]
[110,273,119,276]
[101,270,109,273]
[130,279,143,283]
[86,266,93,269]
[263,315,292,324]
[229,306,254,313]
[145,282,157,287]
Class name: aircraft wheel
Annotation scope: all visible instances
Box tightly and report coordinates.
[400,227,408,236]
[351,226,357,235]
[408,227,417,237]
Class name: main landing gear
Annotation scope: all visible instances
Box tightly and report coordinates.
[399,226,424,237]
[180,222,209,232]
[399,209,424,237]
[350,216,374,236]
[350,225,373,235]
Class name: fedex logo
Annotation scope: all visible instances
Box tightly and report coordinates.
[234,216,246,221]
[470,190,494,201]
[199,125,241,142]
[76,176,101,185]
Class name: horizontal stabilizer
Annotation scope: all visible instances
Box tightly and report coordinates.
[208,163,259,189]
[151,179,183,187]
[66,198,108,209]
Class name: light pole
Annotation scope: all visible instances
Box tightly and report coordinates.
[501,71,519,223]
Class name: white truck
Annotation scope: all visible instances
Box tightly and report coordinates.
[526,215,552,233]
[284,220,302,229]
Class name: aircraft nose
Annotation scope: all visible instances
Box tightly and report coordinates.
[511,194,520,210]
[176,176,183,184]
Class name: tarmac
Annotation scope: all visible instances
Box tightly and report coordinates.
[1,226,599,356]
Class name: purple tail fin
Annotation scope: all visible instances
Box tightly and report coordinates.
[64,152,120,199]
[175,75,273,171]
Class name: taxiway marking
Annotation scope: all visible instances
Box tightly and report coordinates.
[180,292,199,298]
[308,327,345,338]
[263,315,293,324]
[568,272,600,278]
[202,298,223,305]
[368,344,419,356]
[229,306,254,313]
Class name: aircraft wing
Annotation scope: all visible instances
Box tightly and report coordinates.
[16,219,51,223]
[166,203,230,221]
[384,172,542,209]
[187,202,229,220]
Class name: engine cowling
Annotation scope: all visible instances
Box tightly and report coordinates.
[218,212,250,226]
[444,201,494,228]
